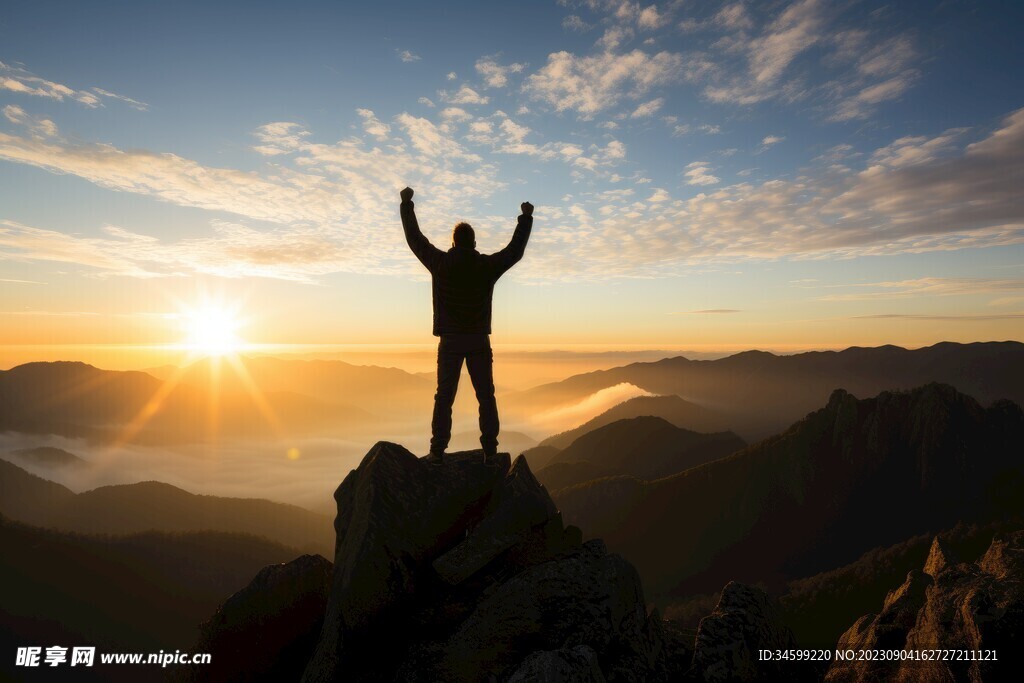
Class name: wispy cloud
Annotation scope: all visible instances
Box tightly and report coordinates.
[0,129,346,224]
[441,85,489,105]
[630,97,663,118]
[562,15,593,33]
[460,111,626,174]
[513,108,1024,280]
[475,56,526,89]
[671,122,721,136]
[827,34,919,121]
[643,0,920,120]
[868,128,966,168]
[0,104,510,280]
[0,60,148,110]
[817,278,1024,301]
[0,219,352,282]
[526,49,683,118]
[90,87,149,112]
[637,6,666,31]
[356,108,391,140]
[684,161,719,186]
[691,0,828,106]
[3,104,59,139]
[396,49,421,63]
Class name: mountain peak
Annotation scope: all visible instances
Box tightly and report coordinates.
[923,536,957,577]
[4,360,101,377]
[827,387,853,407]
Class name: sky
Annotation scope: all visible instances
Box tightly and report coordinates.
[1,0,1023,366]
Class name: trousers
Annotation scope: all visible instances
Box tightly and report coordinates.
[430,333,498,454]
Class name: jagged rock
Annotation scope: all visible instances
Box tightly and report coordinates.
[879,570,933,632]
[923,536,957,578]
[433,455,558,585]
[507,645,607,682]
[689,581,795,682]
[978,532,1024,580]
[825,569,932,683]
[301,441,662,682]
[422,540,658,682]
[827,530,1024,682]
[187,554,332,683]
[656,615,697,680]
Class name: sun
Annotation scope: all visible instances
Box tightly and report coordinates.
[182,303,245,356]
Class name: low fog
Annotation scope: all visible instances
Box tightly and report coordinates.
[0,367,653,515]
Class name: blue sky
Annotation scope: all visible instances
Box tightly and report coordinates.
[1,0,1023,355]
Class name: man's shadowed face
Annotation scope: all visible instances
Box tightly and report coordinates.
[452,222,475,249]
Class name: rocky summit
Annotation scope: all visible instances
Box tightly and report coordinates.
[299,441,667,682]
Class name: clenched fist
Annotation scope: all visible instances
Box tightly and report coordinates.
[400,187,414,202]
[520,202,534,217]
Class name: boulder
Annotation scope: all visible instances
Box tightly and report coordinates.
[689,581,795,682]
[507,645,607,682]
[188,554,332,683]
[425,540,659,682]
[433,455,558,585]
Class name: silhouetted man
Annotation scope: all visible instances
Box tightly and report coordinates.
[400,187,533,464]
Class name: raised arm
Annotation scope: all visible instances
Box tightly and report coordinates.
[399,187,443,271]
[489,202,534,277]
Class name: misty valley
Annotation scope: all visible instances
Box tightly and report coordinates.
[2,341,1023,681]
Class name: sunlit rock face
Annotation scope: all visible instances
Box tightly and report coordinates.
[827,531,1024,683]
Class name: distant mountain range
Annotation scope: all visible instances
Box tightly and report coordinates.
[0,357,431,443]
[553,383,1024,601]
[534,415,745,491]
[5,342,1020,448]
[4,445,88,468]
[0,459,333,555]
[505,341,1024,440]
[170,355,430,413]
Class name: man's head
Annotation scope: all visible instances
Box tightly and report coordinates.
[452,222,475,249]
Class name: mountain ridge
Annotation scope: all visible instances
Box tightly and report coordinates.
[0,357,428,443]
[553,382,1024,601]
[505,341,1024,440]
[0,459,333,555]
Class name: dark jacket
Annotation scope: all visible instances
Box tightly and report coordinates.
[401,200,532,336]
